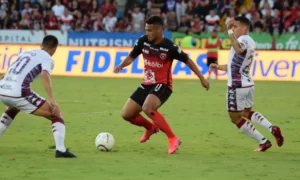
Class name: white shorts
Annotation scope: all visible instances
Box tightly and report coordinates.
[0,92,46,114]
[226,86,254,112]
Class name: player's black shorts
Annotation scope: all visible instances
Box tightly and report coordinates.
[130,83,172,107]
[207,57,218,66]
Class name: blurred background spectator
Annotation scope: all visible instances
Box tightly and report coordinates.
[0,0,299,36]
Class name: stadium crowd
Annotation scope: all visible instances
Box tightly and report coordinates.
[0,0,300,34]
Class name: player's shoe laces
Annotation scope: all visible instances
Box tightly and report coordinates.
[254,140,272,152]
[168,137,181,154]
[55,148,77,158]
[139,125,159,143]
[271,126,284,147]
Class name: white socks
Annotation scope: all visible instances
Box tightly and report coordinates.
[249,112,273,132]
[52,122,66,152]
[0,113,14,138]
[237,119,267,144]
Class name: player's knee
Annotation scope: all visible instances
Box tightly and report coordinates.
[230,118,240,124]
[142,105,152,116]
[243,111,249,119]
[121,111,133,121]
[229,112,243,124]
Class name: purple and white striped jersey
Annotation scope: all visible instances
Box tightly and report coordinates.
[0,49,54,97]
[227,35,255,88]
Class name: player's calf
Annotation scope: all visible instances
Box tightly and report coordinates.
[229,112,269,150]
[143,94,176,139]
[122,108,153,130]
[123,112,158,142]
[246,110,284,147]
[32,101,77,157]
[0,108,20,139]
[247,111,273,132]
[122,98,154,128]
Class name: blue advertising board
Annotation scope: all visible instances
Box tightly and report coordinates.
[67,31,172,47]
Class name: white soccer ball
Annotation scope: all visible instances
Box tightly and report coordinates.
[95,132,115,151]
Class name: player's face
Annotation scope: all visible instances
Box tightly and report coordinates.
[232,21,248,38]
[145,24,162,42]
[45,46,57,56]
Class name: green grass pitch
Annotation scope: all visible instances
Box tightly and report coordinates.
[0,77,299,180]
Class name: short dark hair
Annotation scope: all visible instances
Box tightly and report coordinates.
[145,16,164,27]
[234,16,251,28]
[42,35,58,48]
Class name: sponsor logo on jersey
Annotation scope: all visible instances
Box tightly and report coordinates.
[0,84,12,90]
[144,69,156,83]
[144,42,151,47]
[142,48,149,54]
[160,53,167,60]
[160,47,169,52]
[150,47,159,51]
[4,77,17,82]
[144,59,163,68]
[174,44,182,53]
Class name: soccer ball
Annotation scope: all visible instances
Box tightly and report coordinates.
[95,132,115,151]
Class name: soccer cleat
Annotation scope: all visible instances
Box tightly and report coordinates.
[55,149,77,158]
[168,137,182,154]
[271,126,284,147]
[254,140,272,152]
[139,125,159,143]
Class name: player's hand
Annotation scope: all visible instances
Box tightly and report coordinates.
[52,104,63,119]
[113,66,122,73]
[226,18,234,30]
[200,78,210,91]
[50,101,63,119]
[209,63,218,74]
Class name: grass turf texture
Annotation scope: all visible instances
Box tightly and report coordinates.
[0,77,299,180]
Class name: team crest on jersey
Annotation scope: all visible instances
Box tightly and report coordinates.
[160,53,167,60]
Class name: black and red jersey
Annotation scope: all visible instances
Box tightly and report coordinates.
[129,35,189,90]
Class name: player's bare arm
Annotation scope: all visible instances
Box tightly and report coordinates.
[40,70,61,118]
[226,18,246,54]
[209,64,227,72]
[228,33,246,54]
[186,59,209,90]
[0,74,4,80]
[114,55,135,73]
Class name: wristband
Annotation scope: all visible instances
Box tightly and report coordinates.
[228,29,233,35]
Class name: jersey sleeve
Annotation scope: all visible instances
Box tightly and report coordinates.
[237,36,249,50]
[170,44,189,63]
[41,59,54,75]
[129,36,145,59]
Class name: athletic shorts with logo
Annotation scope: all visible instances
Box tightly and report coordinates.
[0,92,46,114]
[226,86,254,112]
[130,83,172,107]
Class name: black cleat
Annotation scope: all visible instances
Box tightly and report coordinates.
[55,149,77,158]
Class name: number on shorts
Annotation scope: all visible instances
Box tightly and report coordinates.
[10,56,31,75]
[154,84,163,92]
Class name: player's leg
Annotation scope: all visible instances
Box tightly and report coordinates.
[142,84,180,154]
[122,85,158,143]
[17,92,75,158]
[206,58,213,79]
[31,100,76,158]
[227,87,271,152]
[214,58,218,79]
[0,107,20,139]
[243,87,284,147]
